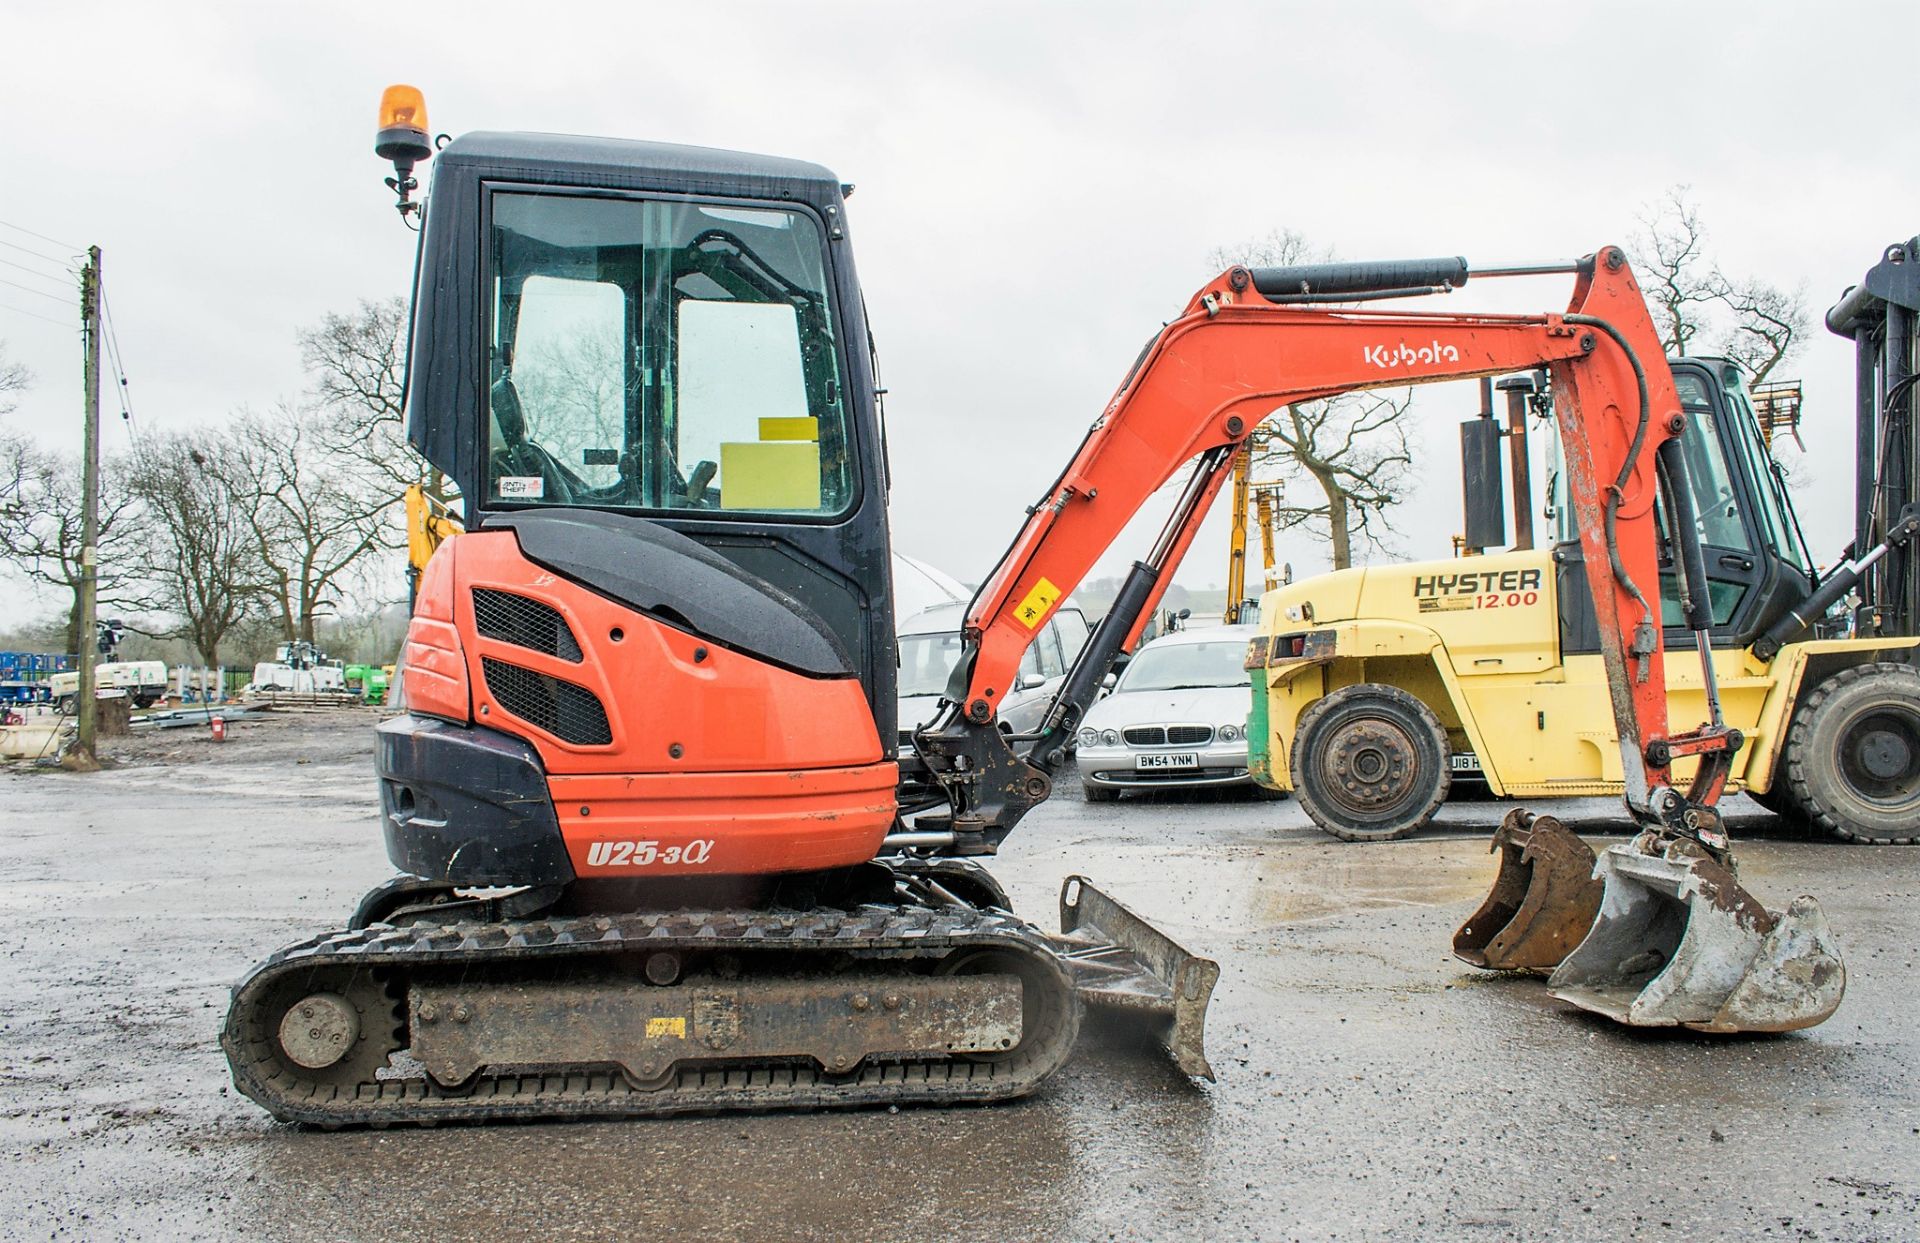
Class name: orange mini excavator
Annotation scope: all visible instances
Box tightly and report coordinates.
[223,89,1839,1126]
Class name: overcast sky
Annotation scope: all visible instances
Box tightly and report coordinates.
[2,1,1916,620]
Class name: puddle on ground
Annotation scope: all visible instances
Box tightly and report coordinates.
[1253,848,1493,924]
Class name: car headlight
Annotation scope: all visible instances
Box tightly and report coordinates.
[1077,727,1100,748]
[1100,729,1120,746]
[1218,723,1242,742]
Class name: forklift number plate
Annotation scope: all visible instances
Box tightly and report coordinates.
[1451,753,1482,773]
[1137,754,1199,770]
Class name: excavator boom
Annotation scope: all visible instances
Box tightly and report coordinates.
[919,248,1732,856]
[915,247,1839,1033]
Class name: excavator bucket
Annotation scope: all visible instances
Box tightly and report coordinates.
[1050,876,1220,1079]
[1547,836,1845,1032]
[1453,810,1604,973]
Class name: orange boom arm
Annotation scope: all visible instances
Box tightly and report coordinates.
[916,247,1734,850]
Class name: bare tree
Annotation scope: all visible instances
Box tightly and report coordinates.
[1210,230,1415,569]
[0,343,28,415]
[126,432,264,666]
[226,405,392,644]
[297,296,453,502]
[1257,393,1414,570]
[1634,186,1718,358]
[1711,274,1809,387]
[515,324,626,453]
[1632,186,1809,384]
[0,435,154,653]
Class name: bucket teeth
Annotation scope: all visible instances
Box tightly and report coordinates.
[1547,839,1845,1032]
[1453,810,1603,973]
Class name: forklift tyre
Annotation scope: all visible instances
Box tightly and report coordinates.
[1784,662,1920,845]
[1291,684,1450,843]
[1745,780,1802,821]
[55,694,76,716]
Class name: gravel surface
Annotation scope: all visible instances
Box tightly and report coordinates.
[2,710,1916,1241]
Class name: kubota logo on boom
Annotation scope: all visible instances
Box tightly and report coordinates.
[1364,341,1463,369]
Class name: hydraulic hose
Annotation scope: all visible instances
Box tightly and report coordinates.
[1563,312,1656,677]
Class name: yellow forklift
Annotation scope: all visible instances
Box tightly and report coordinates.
[1250,239,1920,845]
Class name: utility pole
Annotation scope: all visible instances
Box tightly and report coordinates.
[71,246,102,769]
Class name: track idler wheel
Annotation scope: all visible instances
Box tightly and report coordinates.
[226,965,406,1100]
[1453,809,1603,973]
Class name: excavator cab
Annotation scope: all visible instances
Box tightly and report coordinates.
[407,134,899,731]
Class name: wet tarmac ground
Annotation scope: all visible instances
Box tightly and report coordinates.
[3,713,1918,1241]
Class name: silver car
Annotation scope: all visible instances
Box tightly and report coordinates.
[1074,624,1266,802]
[896,600,1090,748]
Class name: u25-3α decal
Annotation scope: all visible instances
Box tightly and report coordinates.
[1413,567,1543,613]
[585,839,716,868]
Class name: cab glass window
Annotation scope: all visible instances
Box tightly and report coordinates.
[487,192,852,516]
[1036,624,1066,678]
[1548,378,1755,556]
[1721,375,1807,572]
[898,630,963,699]
[1118,641,1252,691]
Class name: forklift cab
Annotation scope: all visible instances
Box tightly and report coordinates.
[1550,357,1816,655]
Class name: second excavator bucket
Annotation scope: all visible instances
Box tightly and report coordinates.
[1050,876,1220,1080]
[1547,835,1846,1033]
[1453,810,1603,973]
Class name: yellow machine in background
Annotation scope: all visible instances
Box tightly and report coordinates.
[1224,431,1287,624]
[1249,355,1920,844]
[404,483,463,599]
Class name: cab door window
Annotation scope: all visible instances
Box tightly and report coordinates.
[487,192,853,516]
[1655,373,1760,629]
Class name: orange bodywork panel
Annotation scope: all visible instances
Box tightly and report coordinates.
[553,762,898,877]
[400,543,471,722]
[449,530,885,776]
[404,529,894,878]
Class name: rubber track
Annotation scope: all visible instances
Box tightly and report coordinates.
[223,905,1080,1127]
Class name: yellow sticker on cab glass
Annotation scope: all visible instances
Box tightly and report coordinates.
[1013,577,1061,630]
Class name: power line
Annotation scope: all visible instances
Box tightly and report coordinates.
[0,299,71,328]
[0,254,75,287]
[0,235,73,267]
[0,217,82,253]
[99,284,138,438]
[0,275,73,305]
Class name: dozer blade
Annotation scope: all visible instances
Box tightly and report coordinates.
[1050,876,1220,1080]
[1453,810,1603,973]
[1547,835,1845,1033]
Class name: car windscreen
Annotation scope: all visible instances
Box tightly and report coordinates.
[1118,641,1250,691]
[898,630,964,698]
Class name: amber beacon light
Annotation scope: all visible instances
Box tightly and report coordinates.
[376,84,434,218]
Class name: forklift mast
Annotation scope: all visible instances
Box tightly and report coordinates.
[1826,237,1920,639]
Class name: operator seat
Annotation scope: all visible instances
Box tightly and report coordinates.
[489,375,578,505]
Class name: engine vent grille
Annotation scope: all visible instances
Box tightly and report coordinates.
[472,589,583,662]
[481,657,612,745]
